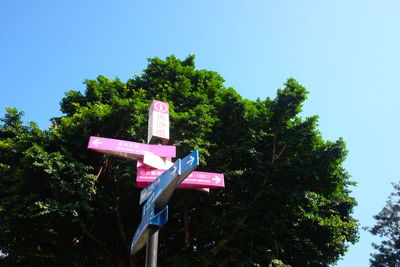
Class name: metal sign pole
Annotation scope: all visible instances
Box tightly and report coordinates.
[145,139,162,267]
[145,99,170,267]
[145,226,159,267]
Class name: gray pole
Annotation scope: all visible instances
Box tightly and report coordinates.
[145,138,163,267]
[145,226,159,267]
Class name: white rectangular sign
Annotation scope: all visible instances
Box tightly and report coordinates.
[148,100,169,144]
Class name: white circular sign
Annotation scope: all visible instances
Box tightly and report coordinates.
[154,102,168,113]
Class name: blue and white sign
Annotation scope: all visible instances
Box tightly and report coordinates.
[131,150,200,255]
[130,204,168,255]
[180,150,199,179]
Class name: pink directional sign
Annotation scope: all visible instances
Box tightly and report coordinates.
[136,168,225,188]
[136,182,210,192]
[87,136,176,160]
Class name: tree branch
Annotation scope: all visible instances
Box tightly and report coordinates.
[183,205,190,249]
[81,225,113,262]
[33,253,55,258]
[210,137,286,257]
[96,159,110,180]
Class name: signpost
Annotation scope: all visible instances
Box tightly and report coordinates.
[87,100,225,267]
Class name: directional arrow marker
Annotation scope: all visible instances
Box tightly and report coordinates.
[171,165,177,176]
[181,151,200,179]
[187,156,195,166]
[92,138,102,147]
[212,176,221,184]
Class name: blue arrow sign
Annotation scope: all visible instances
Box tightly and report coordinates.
[180,150,199,180]
[131,150,200,255]
[130,204,168,255]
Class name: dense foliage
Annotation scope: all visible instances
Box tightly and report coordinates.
[0,55,358,266]
[367,182,400,266]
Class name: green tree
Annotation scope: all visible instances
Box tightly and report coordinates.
[0,55,358,266]
[367,182,400,267]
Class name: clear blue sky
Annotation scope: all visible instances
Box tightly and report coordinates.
[1,1,399,266]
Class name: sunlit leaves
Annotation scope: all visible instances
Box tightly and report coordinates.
[367,182,400,266]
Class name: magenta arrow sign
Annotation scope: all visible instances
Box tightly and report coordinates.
[136,168,225,189]
[87,136,176,160]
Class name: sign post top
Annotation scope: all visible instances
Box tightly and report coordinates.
[148,100,170,145]
[150,100,169,114]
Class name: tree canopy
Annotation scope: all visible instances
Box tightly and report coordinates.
[0,55,358,266]
[367,182,400,267]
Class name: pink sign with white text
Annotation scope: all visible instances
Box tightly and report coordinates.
[87,136,176,160]
[136,168,225,188]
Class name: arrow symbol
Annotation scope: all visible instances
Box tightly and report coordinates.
[212,176,221,184]
[171,165,177,176]
[92,138,102,147]
[187,156,195,166]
